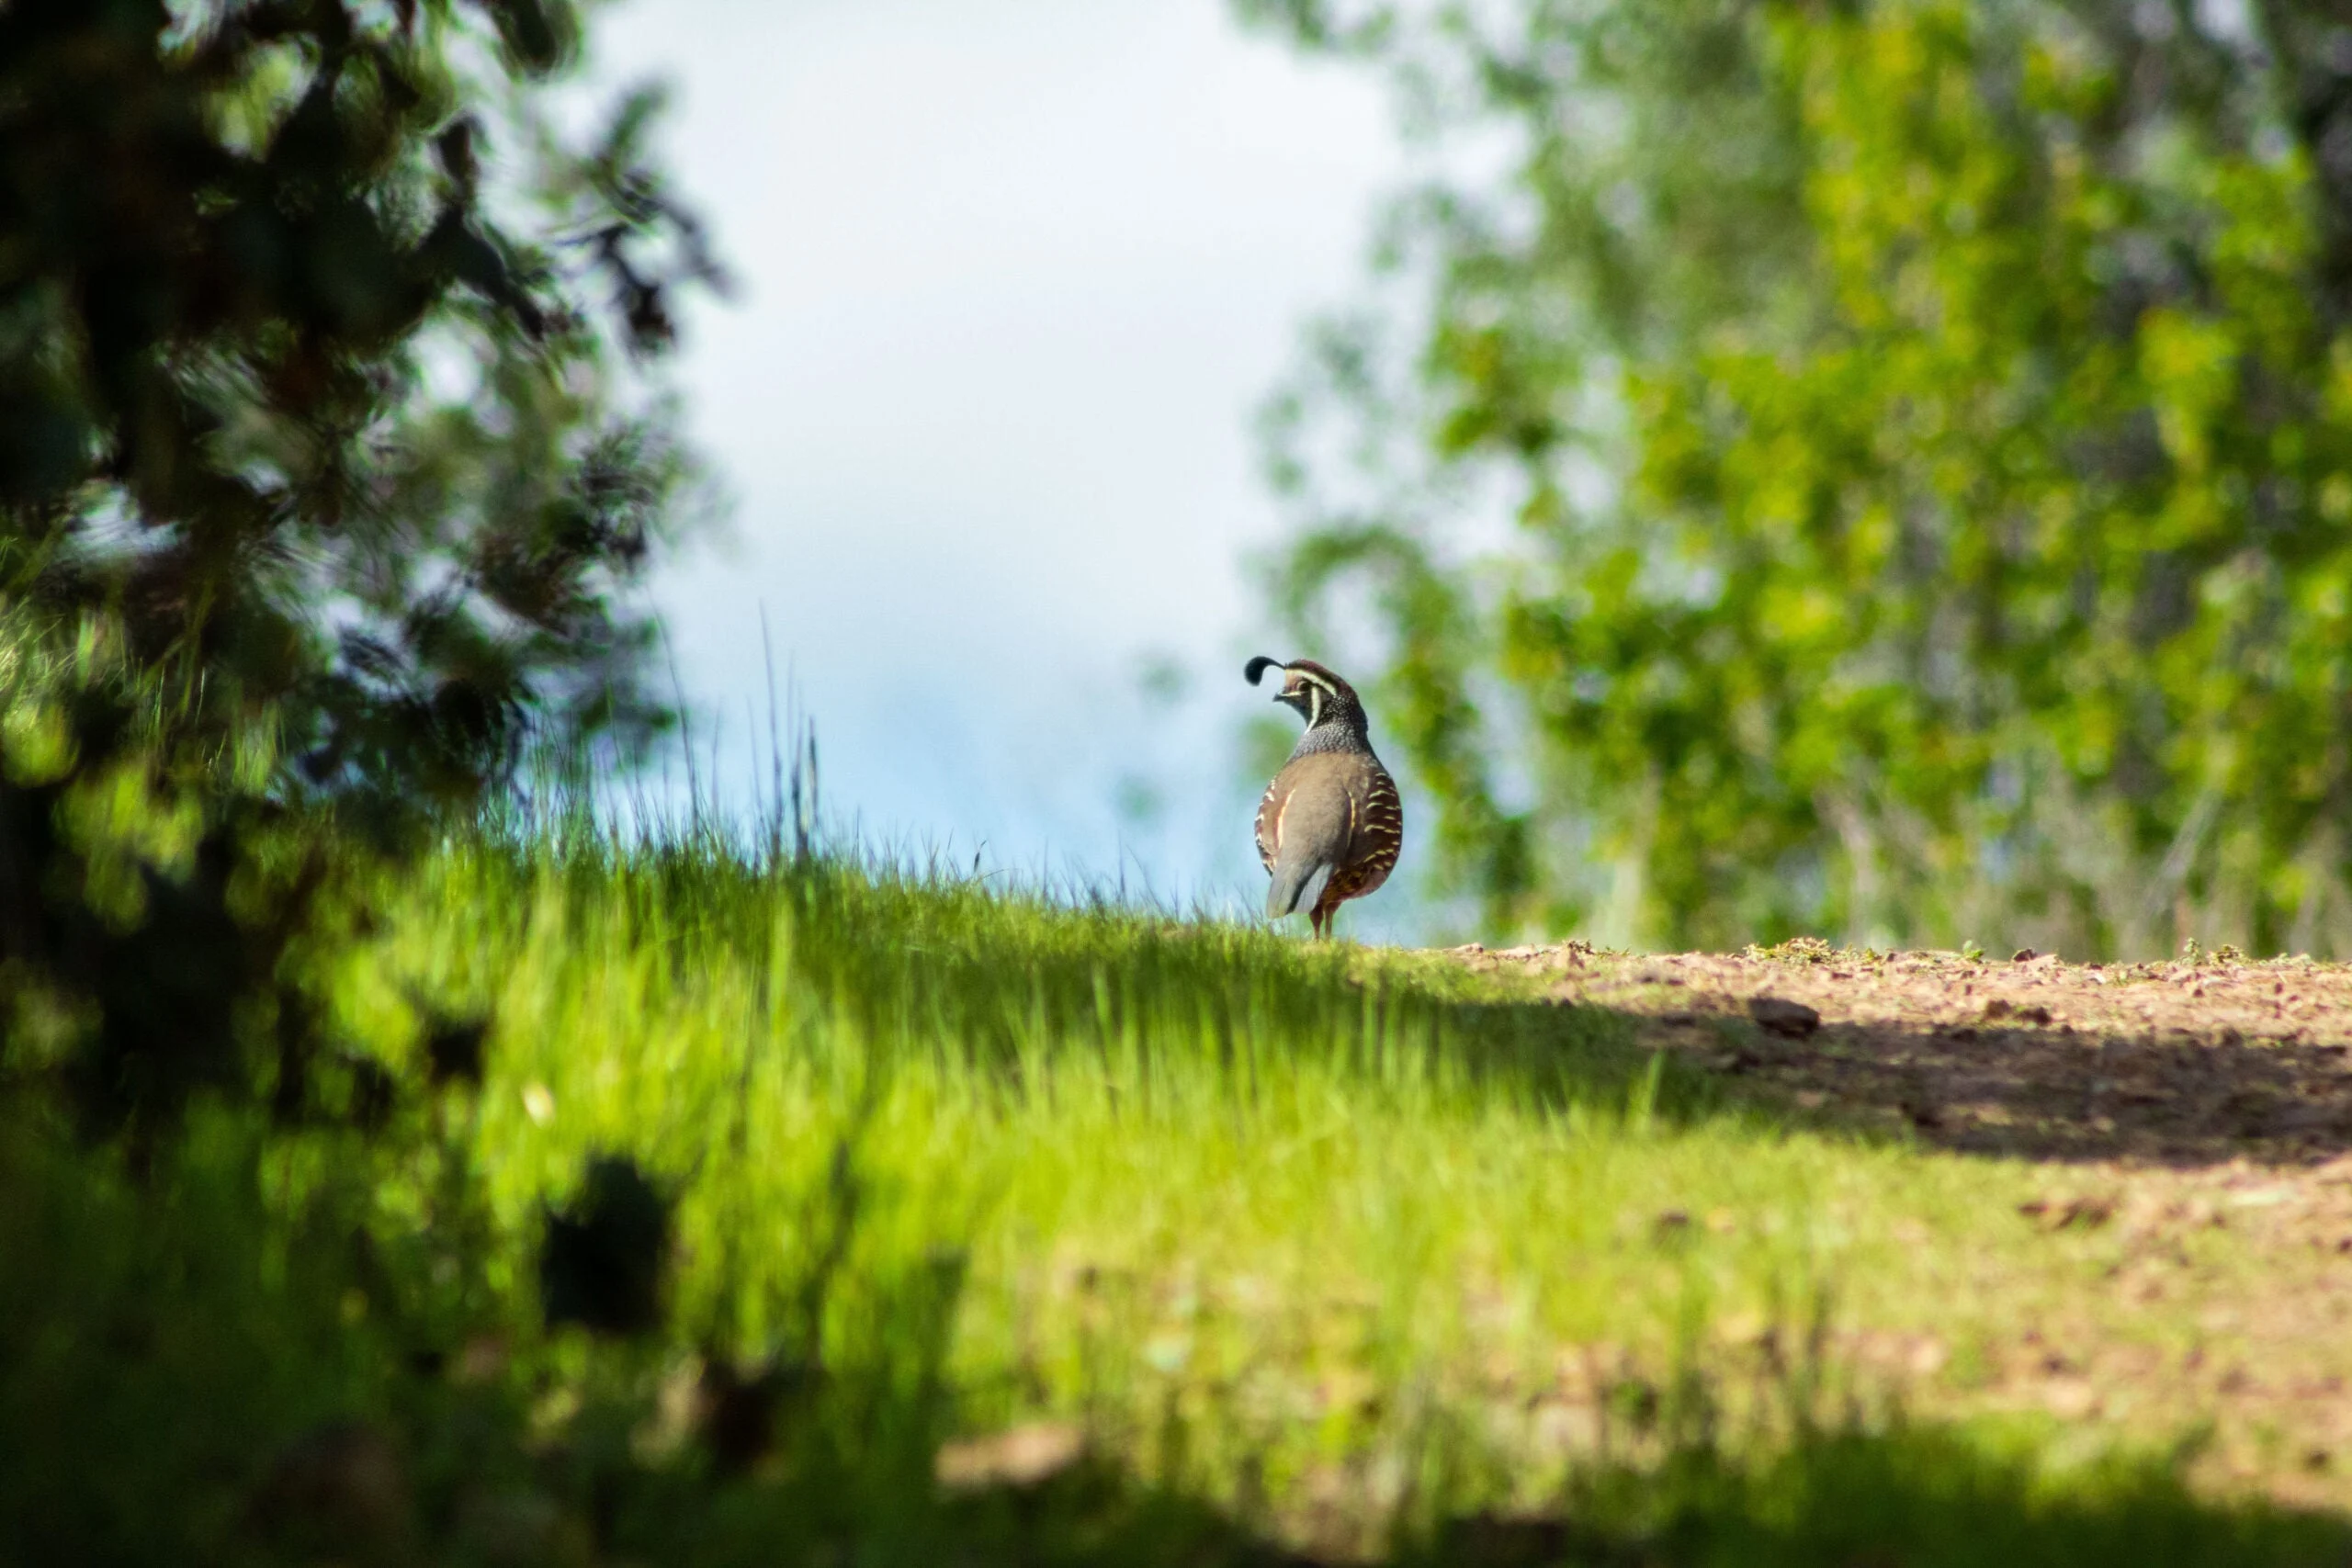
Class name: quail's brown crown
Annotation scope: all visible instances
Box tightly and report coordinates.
[1247,656,1369,740]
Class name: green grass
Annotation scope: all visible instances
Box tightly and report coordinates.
[4,830,2348,1564]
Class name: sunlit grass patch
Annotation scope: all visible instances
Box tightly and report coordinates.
[7,829,2349,1563]
[334,835,2330,1544]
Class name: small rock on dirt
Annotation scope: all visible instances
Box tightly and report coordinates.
[1748,996,1822,1037]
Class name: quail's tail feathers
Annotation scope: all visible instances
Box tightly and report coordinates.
[1266,858,1335,920]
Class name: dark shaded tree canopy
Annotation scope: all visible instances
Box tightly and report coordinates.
[0,0,719,1136]
[0,0,718,811]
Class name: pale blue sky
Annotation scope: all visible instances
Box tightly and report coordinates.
[594,1,1423,926]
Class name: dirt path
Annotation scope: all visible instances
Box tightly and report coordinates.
[1453,938,2352,1165]
[1446,940,2352,1505]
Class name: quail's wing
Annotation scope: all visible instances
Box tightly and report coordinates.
[1254,775,1283,874]
[1341,761,1404,897]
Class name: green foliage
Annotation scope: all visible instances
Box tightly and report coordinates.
[0,0,713,806]
[0,0,715,1134]
[1246,0,2352,956]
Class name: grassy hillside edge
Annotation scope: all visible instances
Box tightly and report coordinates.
[5,835,2350,1564]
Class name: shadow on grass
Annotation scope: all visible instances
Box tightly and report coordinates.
[4,1077,2346,1568]
[912,1421,2352,1568]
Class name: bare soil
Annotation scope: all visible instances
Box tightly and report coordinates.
[1452,938,2352,1165]
[1445,939,2352,1505]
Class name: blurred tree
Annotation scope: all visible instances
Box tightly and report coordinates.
[1242,0,2352,957]
[0,0,719,1136]
[0,0,718,814]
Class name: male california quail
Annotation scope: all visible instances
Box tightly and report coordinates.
[1246,657,1403,938]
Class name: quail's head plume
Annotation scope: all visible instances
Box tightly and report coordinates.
[1245,657,1403,939]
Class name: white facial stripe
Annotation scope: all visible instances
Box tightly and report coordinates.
[1283,667,1340,727]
